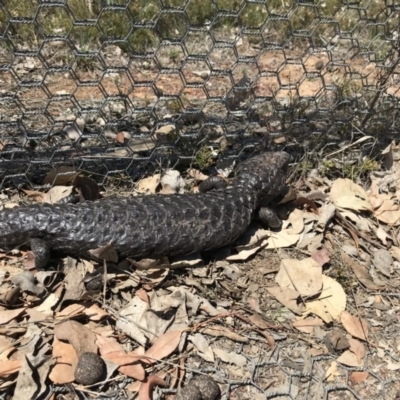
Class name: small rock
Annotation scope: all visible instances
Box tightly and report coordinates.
[161,170,185,194]
[373,249,392,278]
[254,127,269,135]
[66,125,82,141]
[155,124,176,136]
[75,352,105,385]
[176,385,202,400]
[129,137,156,152]
[103,128,116,139]
[193,70,210,79]
[96,117,106,126]
[342,244,358,257]
[121,130,131,140]
[65,117,85,141]
[76,117,85,130]
[176,375,220,400]
[315,60,324,70]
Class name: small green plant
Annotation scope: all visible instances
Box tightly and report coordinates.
[166,99,182,114]
[194,145,215,170]
[169,49,181,63]
[323,157,379,180]
[341,157,380,179]
[334,76,363,99]
[298,160,313,173]
[74,55,98,72]
[322,159,336,173]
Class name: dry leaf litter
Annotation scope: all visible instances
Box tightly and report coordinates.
[0,144,400,399]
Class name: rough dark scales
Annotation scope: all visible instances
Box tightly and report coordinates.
[0,152,290,267]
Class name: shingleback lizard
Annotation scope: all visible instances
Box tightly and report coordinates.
[0,152,290,267]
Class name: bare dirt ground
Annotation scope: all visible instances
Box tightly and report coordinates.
[1,37,400,130]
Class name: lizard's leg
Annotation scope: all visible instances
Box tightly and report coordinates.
[30,238,51,268]
[258,206,281,229]
[198,176,227,192]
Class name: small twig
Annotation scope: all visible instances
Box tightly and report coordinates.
[103,259,107,308]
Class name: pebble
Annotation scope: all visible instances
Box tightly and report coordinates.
[75,352,105,385]
[176,375,220,400]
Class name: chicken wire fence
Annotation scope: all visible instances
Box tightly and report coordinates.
[1,2,400,399]
[0,0,399,189]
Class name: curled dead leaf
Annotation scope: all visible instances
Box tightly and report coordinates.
[138,375,167,400]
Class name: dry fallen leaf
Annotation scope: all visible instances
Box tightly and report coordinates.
[235,226,271,251]
[315,203,336,232]
[265,230,300,249]
[266,286,302,315]
[286,208,305,234]
[368,179,383,208]
[375,225,390,245]
[340,311,369,341]
[144,330,183,364]
[325,361,340,382]
[311,248,330,266]
[348,338,366,364]
[189,333,214,362]
[56,304,86,319]
[330,179,371,211]
[116,292,182,346]
[43,186,73,204]
[54,320,98,356]
[115,131,126,144]
[337,350,363,367]
[292,317,324,334]
[391,246,400,261]
[14,353,54,400]
[373,195,400,225]
[341,252,385,290]
[0,355,22,378]
[138,374,167,400]
[89,243,119,263]
[0,308,26,325]
[213,348,246,367]
[97,335,146,381]
[136,174,161,194]
[349,371,369,384]
[303,275,346,323]
[21,189,45,203]
[275,257,322,297]
[83,303,109,321]
[188,168,208,181]
[227,246,260,261]
[386,360,400,371]
[49,337,79,384]
[35,292,61,315]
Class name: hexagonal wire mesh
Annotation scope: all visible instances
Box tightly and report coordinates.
[1,0,400,398]
[0,0,399,190]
